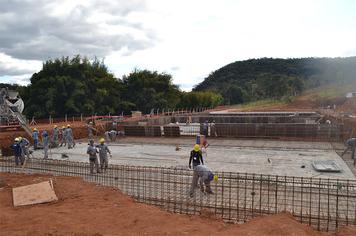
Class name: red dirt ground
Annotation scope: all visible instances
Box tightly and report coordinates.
[0,173,355,236]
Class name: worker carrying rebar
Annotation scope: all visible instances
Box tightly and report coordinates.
[189,165,215,197]
[19,136,30,160]
[32,128,39,150]
[189,144,204,169]
[10,137,23,166]
[96,138,112,171]
[342,138,356,159]
[42,130,49,159]
[52,125,59,148]
[87,139,100,174]
[60,126,66,147]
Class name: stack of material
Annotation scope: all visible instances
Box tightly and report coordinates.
[12,180,58,207]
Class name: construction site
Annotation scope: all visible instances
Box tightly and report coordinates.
[2,87,356,235]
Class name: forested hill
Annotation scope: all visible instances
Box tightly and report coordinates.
[193,57,356,104]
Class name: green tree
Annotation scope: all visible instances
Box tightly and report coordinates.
[23,56,123,117]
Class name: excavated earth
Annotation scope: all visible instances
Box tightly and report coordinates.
[0,173,356,236]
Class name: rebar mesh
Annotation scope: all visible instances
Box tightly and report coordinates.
[1,157,356,231]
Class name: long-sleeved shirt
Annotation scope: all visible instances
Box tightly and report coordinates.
[32,131,39,140]
[347,138,356,147]
[189,150,203,167]
[19,138,30,147]
[87,145,98,159]
[96,144,111,158]
[53,128,59,139]
[66,128,73,138]
[11,143,22,156]
[195,165,214,183]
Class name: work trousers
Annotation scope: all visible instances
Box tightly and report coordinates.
[89,157,100,174]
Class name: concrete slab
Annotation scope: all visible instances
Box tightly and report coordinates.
[31,139,356,180]
[12,180,58,207]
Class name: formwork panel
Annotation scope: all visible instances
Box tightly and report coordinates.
[163,126,180,137]
[124,126,145,136]
[144,126,162,136]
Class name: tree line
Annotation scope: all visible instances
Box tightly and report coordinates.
[4,56,222,118]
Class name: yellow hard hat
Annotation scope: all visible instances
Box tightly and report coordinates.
[54,125,57,128]
[18,136,23,141]
[62,126,65,129]
[213,175,218,183]
[33,128,37,131]
[99,138,105,143]
[67,124,71,127]
[193,144,200,152]
[14,137,20,142]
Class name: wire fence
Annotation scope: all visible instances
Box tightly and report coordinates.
[1,157,356,232]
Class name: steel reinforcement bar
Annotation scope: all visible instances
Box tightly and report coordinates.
[1,157,356,232]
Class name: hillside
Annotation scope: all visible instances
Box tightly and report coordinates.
[194,57,356,105]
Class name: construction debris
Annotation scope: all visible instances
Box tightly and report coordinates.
[312,160,341,173]
[12,179,58,207]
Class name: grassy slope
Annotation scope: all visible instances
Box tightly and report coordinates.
[227,83,356,111]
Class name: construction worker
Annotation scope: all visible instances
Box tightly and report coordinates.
[10,138,23,166]
[189,144,204,169]
[109,130,117,142]
[60,126,67,147]
[96,138,112,171]
[52,125,59,148]
[342,138,356,159]
[32,128,39,150]
[66,124,75,149]
[189,165,214,197]
[87,139,100,174]
[210,120,217,137]
[104,130,111,142]
[19,136,30,160]
[87,121,95,139]
[42,130,49,159]
[202,120,209,136]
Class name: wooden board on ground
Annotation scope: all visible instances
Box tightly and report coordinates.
[12,180,58,207]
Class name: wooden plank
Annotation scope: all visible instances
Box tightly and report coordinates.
[12,180,58,207]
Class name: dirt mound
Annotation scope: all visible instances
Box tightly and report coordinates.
[1,172,354,236]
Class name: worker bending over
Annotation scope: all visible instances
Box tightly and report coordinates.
[189,165,214,197]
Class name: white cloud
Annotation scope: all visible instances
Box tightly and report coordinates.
[1,0,356,90]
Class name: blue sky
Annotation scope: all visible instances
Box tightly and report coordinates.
[0,0,356,90]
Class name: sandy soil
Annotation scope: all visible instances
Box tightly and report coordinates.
[0,173,355,236]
